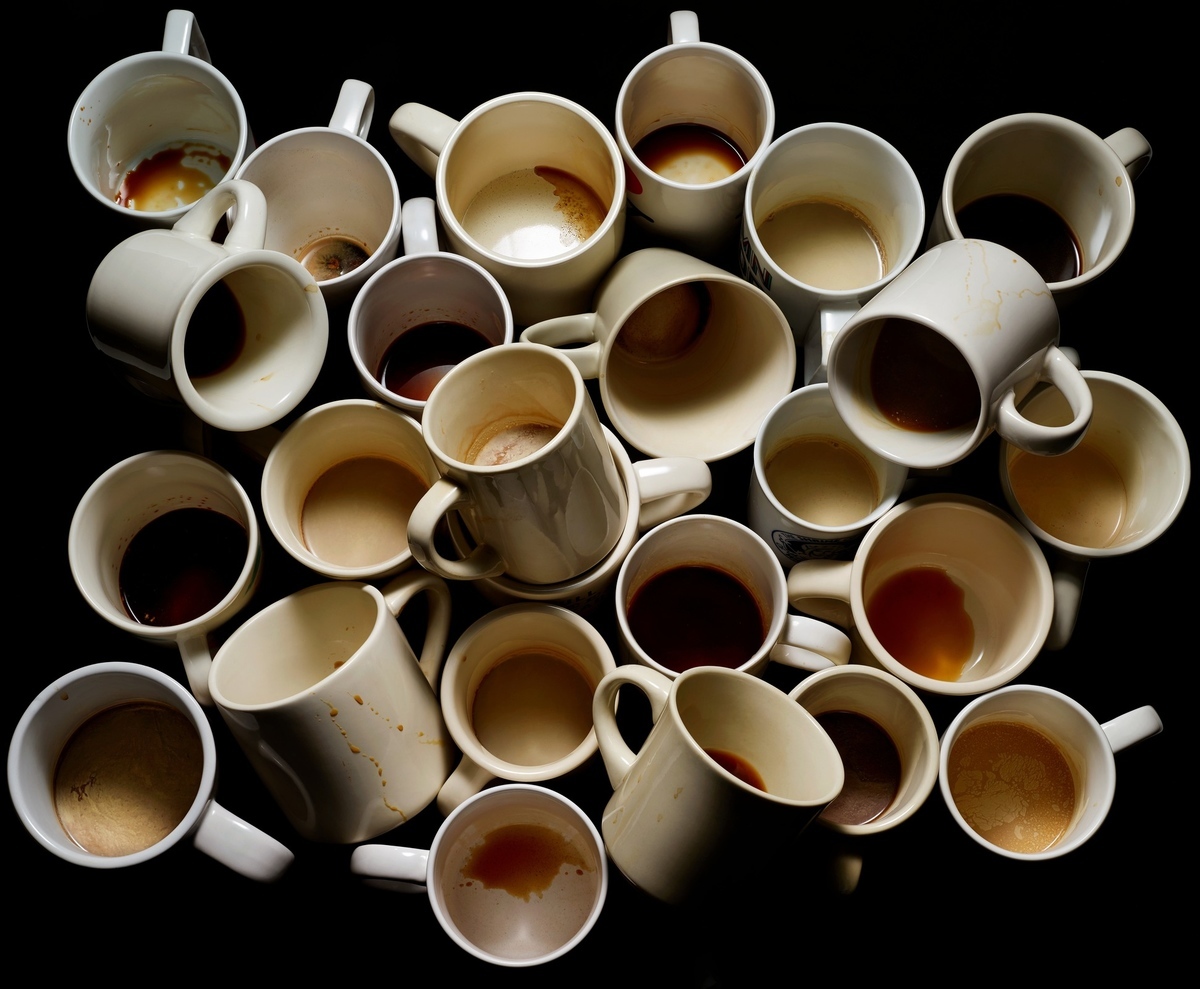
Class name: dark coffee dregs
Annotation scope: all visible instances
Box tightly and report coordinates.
[955,193,1082,284]
[377,320,493,401]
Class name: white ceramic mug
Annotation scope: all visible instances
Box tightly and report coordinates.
[521,247,796,461]
[740,122,926,385]
[351,784,607,967]
[938,684,1162,860]
[232,79,401,304]
[85,179,329,431]
[68,450,261,706]
[787,493,1054,696]
[408,343,627,585]
[615,514,852,680]
[389,92,625,325]
[207,571,454,844]
[593,665,844,903]
[8,662,292,881]
[827,238,1092,469]
[999,370,1190,650]
[749,383,909,566]
[67,9,251,225]
[616,9,775,259]
[927,112,1151,307]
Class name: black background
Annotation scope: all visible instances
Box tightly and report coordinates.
[20,5,1182,979]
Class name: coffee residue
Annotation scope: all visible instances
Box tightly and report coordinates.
[459,823,593,901]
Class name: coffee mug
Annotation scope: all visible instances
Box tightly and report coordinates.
[521,247,796,461]
[740,122,926,385]
[208,571,454,844]
[232,79,401,304]
[85,179,329,431]
[999,370,1190,650]
[389,92,625,325]
[408,343,628,585]
[68,450,261,706]
[749,383,909,566]
[938,684,1162,860]
[788,665,939,835]
[68,9,251,225]
[8,662,292,880]
[593,665,844,903]
[351,784,607,967]
[927,112,1151,307]
[615,514,852,680]
[827,237,1093,469]
[787,493,1054,696]
[436,604,616,814]
[348,197,514,420]
[616,9,775,258]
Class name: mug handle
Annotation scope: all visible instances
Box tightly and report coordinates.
[172,179,268,253]
[592,665,672,790]
[178,630,216,706]
[769,615,853,672]
[163,9,212,62]
[389,103,459,179]
[519,315,603,378]
[329,79,375,140]
[402,196,440,257]
[669,9,700,43]
[191,800,294,882]
[633,457,712,529]
[436,756,495,816]
[786,559,856,630]
[407,479,506,581]
[1044,549,1091,652]
[351,843,430,885]
[1105,127,1152,182]
[804,301,859,386]
[1101,705,1163,753]
[996,346,1094,457]
[381,570,453,690]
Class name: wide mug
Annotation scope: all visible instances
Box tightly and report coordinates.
[85,179,328,431]
[389,92,625,325]
[521,246,796,461]
[68,450,261,706]
[740,122,925,385]
[999,370,1190,649]
[207,571,454,844]
[827,237,1092,469]
[593,665,844,903]
[8,662,292,881]
[67,9,251,225]
[616,9,775,259]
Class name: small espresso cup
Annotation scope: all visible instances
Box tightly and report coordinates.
[593,665,845,903]
[999,370,1190,650]
[233,79,401,304]
[616,9,775,258]
[740,122,926,385]
[85,179,329,431]
[348,196,514,420]
[207,571,455,844]
[351,784,607,967]
[389,92,625,325]
[259,399,439,581]
[408,343,628,585]
[68,9,251,225]
[827,238,1093,469]
[927,112,1151,307]
[938,685,1162,860]
[8,662,292,881]
[615,514,852,680]
[788,665,939,835]
[787,494,1054,696]
[68,450,261,706]
[521,246,796,461]
[749,383,909,566]
[436,604,616,814]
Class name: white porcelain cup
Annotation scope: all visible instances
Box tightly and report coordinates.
[616,9,775,259]
[938,684,1162,860]
[8,662,292,881]
[208,571,454,844]
[615,514,852,680]
[389,92,625,325]
[999,370,1190,650]
[68,450,261,706]
[787,494,1054,697]
[521,247,796,461]
[85,179,329,431]
[927,112,1151,308]
[827,237,1092,469]
[593,665,845,903]
[68,10,251,226]
[749,383,909,566]
[740,122,926,385]
[348,196,514,420]
[408,343,627,585]
[232,79,401,304]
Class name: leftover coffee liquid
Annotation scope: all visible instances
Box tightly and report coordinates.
[955,193,1082,284]
[377,321,493,401]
